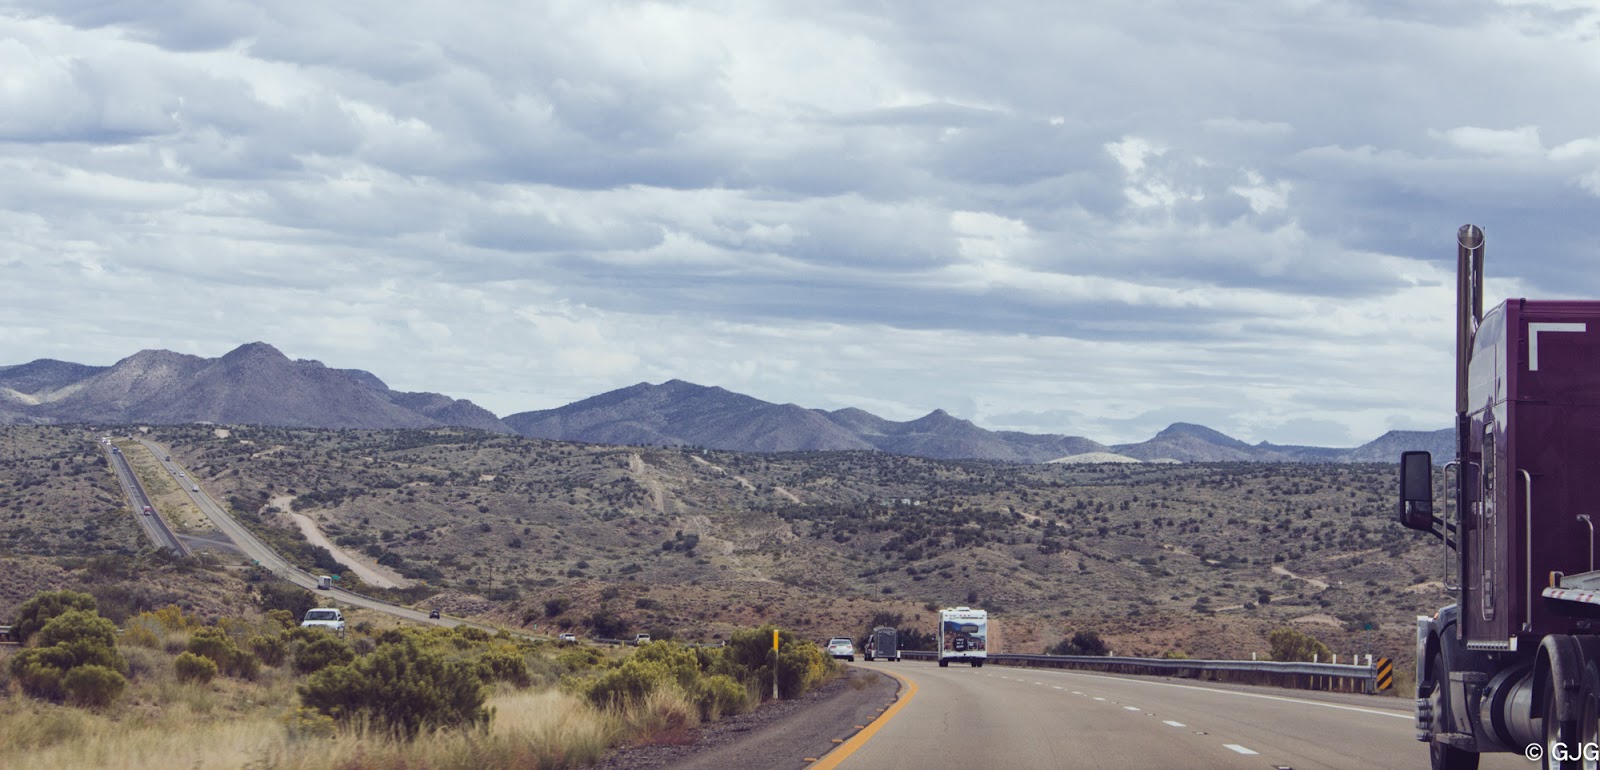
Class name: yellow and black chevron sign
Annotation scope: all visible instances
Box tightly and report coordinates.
[1375,657,1394,691]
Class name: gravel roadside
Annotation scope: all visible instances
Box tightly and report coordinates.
[590,664,903,770]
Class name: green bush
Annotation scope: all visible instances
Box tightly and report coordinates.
[248,634,288,667]
[186,627,260,680]
[298,639,490,740]
[580,657,672,709]
[175,652,218,684]
[292,635,355,675]
[692,674,749,721]
[12,654,68,701]
[724,625,833,700]
[1268,627,1332,662]
[11,590,98,644]
[476,646,531,689]
[62,665,126,708]
[9,607,128,702]
[1047,630,1110,657]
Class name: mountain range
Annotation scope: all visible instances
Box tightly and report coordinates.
[0,342,1453,463]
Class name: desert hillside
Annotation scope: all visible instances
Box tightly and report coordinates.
[0,424,1441,675]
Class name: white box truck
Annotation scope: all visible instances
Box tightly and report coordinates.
[937,607,988,667]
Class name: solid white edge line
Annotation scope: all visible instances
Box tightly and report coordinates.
[1223,744,1259,755]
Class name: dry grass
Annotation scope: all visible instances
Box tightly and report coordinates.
[0,686,618,770]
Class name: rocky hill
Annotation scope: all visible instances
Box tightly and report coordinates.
[1,344,1453,463]
[509,380,1448,464]
[0,343,511,432]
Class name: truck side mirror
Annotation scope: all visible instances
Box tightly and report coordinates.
[1399,451,1435,531]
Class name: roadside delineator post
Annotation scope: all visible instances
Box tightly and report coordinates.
[773,629,780,701]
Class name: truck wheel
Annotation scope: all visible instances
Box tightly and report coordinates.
[1545,673,1582,770]
[972,660,983,668]
[1427,650,1479,770]
[1580,664,1600,770]
[939,660,948,668]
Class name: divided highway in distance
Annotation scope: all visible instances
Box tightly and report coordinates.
[102,439,189,557]
[827,662,1526,769]
[130,438,475,631]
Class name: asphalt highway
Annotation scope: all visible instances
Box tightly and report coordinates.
[825,661,1528,769]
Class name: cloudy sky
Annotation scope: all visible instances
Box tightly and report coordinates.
[3,0,1598,447]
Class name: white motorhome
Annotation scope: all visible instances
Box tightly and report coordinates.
[937,607,988,668]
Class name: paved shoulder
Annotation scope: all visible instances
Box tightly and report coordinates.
[594,665,902,770]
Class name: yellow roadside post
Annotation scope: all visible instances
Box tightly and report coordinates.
[773,629,780,700]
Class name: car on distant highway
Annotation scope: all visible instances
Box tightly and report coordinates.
[141,505,154,516]
[428,609,441,619]
[558,633,577,643]
[827,637,856,661]
[633,633,651,646]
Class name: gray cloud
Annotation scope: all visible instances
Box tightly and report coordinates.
[2,0,1596,446]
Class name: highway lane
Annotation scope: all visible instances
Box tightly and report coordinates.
[829,662,1527,769]
[103,440,188,555]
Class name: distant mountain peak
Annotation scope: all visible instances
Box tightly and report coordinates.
[1154,422,1251,449]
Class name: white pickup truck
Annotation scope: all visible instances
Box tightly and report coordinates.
[300,608,346,635]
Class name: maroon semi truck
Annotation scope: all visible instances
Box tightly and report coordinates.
[1400,225,1600,769]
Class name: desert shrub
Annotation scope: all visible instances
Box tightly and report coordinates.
[579,656,672,709]
[298,638,491,740]
[623,687,698,746]
[1268,627,1332,662]
[119,646,169,683]
[248,634,289,667]
[10,606,129,701]
[119,619,162,650]
[293,635,355,675]
[136,605,200,633]
[12,654,68,700]
[11,590,99,644]
[186,627,260,679]
[174,652,218,684]
[544,597,572,617]
[723,625,833,700]
[62,665,126,708]
[266,609,296,629]
[557,646,608,673]
[1047,631,1110,657]
[691,674,749,721]
[477,646,532,688]
[257,582,317,619]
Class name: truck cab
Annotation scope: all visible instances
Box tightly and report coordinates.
[1399,225,1600,769]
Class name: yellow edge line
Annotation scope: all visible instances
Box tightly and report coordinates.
[810,667,919,770]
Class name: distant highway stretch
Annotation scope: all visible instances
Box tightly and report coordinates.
[825,662,1528,769]
[128,438,473,630]
[103,440,189,556]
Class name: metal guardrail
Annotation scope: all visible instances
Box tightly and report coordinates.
[897,651,1382,694]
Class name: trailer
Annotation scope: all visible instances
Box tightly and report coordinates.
[865,626,900,662]
[1400,225,1600,769]
[937,607,987,667]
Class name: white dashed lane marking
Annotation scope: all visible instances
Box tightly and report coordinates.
[1223,744,1259,755]
[1163,720,1186,728]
